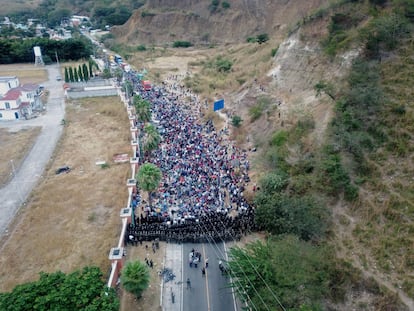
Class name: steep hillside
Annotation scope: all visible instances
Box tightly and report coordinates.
[112,1,414,309]
[112,0,326,45]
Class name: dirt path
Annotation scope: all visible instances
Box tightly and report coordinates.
[0,64,65,236]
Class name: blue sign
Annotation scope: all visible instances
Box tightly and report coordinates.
[213,99,224,111]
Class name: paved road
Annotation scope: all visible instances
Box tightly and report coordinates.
[163,242,237,311]
[0,64,65,236]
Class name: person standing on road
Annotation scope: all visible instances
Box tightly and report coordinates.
[186,278,191,289]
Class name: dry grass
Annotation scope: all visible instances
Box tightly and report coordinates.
[0,64,48,84]
[0,96,131,292]
[0,127,41,187]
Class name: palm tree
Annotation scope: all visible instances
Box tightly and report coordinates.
[133,96,151,124]
[143,124,161,155]
[121,260,150,299]
[136,163,162,207]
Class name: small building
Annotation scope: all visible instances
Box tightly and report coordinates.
[0,89,23,120]
[0,77,40,120]
[0,76,19,95]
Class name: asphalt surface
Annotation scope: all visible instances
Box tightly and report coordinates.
[163,242,237,311]
[0,64,65,236]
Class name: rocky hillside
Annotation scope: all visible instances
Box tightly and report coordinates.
[112,0,326,44]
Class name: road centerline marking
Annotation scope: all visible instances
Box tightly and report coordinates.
[202,244,211,311]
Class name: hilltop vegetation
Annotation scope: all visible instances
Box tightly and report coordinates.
[0,0,145,28]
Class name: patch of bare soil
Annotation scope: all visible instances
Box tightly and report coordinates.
[0,97,131,292]
[0,127,41,187]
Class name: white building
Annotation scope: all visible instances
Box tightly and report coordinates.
[0,89,22,120]
[0,77,41,120]
[0,76,19,95]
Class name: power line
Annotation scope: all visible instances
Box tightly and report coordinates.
[195,220,259,311]
[203,215,286,311]
[196,219,265,311]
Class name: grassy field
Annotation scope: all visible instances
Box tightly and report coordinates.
[0,96,131,292]
[0,64,48,84]
[0,127,41,187]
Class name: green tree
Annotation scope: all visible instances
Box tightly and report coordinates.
[134,96,151,123]
[69,66,74,82]
[83,63,89,82]
[102,68,111,79]
[114,68,123,82]
[123,80,133,97]
[231,115,243,127]
[74,67,79,82]
[228,236,338,310]
[254,192,328,240]
[121,260,150,299]
[136,163,162,207]
[0,266,119,311]
[88,59,94,77]
[64,67,69,83]
[78,64,83,81]
[314,80,336,100]
[143,124,161,154]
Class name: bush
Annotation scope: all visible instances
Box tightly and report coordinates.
[137,44,146,51]
[248,96,271,122]
[231,115,243,127]
[254,193,328,240]
[248,105,263,122]
[271,47,278,57]
[141,11,156,17]
[215,57,233,72]
[270,130,288,147]
[222,1,230,8]
[246,36,257,43]
[209,0,220,12]
[228,236,338,309]
[257,33,269,44]
[173,41,193,48]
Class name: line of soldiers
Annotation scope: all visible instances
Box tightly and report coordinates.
[125,208,256,245]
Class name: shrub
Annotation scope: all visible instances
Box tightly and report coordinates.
[209,0,220,12]
[231,115,243,127]
[222,1,230,8]
[141,11,156,17]
[257,33,269,44]
[271,47,278,57]
[173,41,193,48]
[246,36,257,43]
[137,44,146,51]
[270,130,288,147]
[215,57,233,72]
[248,105,263,122]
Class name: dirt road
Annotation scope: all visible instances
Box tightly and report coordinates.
[0,64,65,236]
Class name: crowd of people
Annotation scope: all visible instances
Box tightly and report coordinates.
[123,69,257,244]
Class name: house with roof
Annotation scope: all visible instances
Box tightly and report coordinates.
[0,76,41,120]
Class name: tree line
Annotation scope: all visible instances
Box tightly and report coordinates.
[0,37,93,64]
[64,59,98,83]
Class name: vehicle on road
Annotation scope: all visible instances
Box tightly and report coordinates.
[56,75,62,81]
